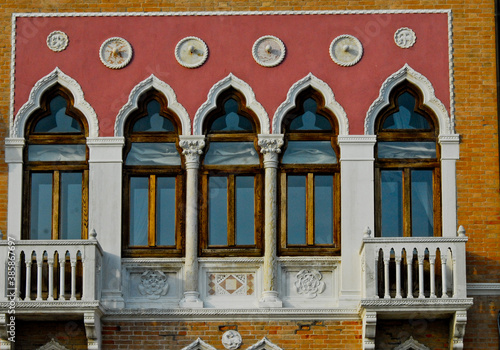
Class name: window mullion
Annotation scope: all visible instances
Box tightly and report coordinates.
[280,172,287,250]
[307,173,314,246]
[148,175,156,247]
[228,175,235,246]
[52,171,60,240]
[403,168,412,237]
[82,169,89,239]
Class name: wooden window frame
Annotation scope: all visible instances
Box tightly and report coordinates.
[278,89,341,256]
[122,91,185,257]
[22,85,89,240]
[199,89,264,257]
[374,85,441,238]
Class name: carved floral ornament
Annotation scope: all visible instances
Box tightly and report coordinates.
[294,269,326,298]
[46,31,69,52]
[138,270,169,299]
[221,330,243,350]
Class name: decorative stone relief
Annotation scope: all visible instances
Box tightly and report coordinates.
[138,270,169,299]
[329,34,363,66]
[247,337,283,350]
[99,37,133,69]
[252,35,286,67]
[394,27,417,49]
[394,336,430,350]
[294,269,326,298]
[46,31,69,52]
[179,137,206,167]
[221,330,243,350]
[175,36,209,68]
[37,338,70,350]
[208,273,254,296]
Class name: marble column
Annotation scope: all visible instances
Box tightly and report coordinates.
[258,135,284,308]
[179,136,205,308]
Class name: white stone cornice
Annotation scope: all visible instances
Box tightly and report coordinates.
[114,74,191,136]
[4,137,25,163]
[11,67,99,138]
[364,64,452,136]
[193,73,270,135]
[87,137,125,163]
[273,73,348,135]
[467,283,500,296]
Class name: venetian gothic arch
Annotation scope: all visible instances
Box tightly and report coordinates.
[114,74,191,137]
[11,67,99,138]
[364,64,452,136]
[272,73,349,135]
[192,73,270,135]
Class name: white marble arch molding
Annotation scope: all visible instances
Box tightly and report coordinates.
[11,67,99,138]
[114,74,191,136]
[272,73,349,135]
[246,337,283,350]
[364,63,452,136]
[192,73,270,135]
[394,336,430,350]
[181,337,217,350]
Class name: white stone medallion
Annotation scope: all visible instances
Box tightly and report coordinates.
[99,37,133,69]
[221,330,243,350]
[47,31,69,52]
[329,34,363,67]
[252,35,286,67]
[175,36,209,68]
[394,27,417,49]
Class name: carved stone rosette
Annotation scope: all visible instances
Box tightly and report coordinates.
[294,269,326,298]
[221,330,243,350]
[138,270,169,299]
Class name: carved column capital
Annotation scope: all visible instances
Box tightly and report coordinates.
[179,136,206,169]
[258,134,284,168]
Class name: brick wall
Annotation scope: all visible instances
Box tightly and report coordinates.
[101,320,362,349]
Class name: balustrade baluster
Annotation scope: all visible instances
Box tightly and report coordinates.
[407,250,413,298]
[384,254,390,299]
[395,251,402,299]
[374,254,379,298]
[429,252,436,298]
[47,255,54,301]
[418,252,425,298]
[59,254,66,300]
[36,257,43,301]
[70,257,77,301]
[441,252,448,298]
[25,258,32,301]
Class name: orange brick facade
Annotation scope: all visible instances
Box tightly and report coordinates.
[0,1,499,349]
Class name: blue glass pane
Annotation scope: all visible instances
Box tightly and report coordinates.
[381,170,403,237]
[287,176,306,245]
[411,170,434,237]
[315,175,333,244]
[156,177,176,246]
[132,100,174,132]
[60,172,82,239]
[204,142,259,165]
[28,144,86,162]
[378,142,436,159]
[209,177,227,246]
[235,176,254,245]
[129,177,149,246]
[282,141,337,164]
[30,173,53,239]
[210,99,253,131]
[289,98,332,131]
[382,92,430,130]
[126,143,181,165]
[34,96,82,133]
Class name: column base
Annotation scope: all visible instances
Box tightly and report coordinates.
[258,291,283,308]
[179,291,204,308]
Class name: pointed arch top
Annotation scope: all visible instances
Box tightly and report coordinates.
[272,73,349,135]
[394,336,430,350]
[193,73,270,135]
[180,338,217,350]
[246,337,283,350]
[364,64,452,135]
[114,74,191,136]
[11,67,99,138]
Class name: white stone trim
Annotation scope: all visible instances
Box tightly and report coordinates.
[181,338,217,350]
[11,67,99,138]
[114,74,191,136]
[37,338,70,350]
[467,283,500,296]
[272,73,348,135]
[394,336,430,350]
[246,337,283,350]
[364,64,452,135]
[193,73,270,135]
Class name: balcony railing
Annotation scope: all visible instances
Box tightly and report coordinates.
[1,236,102,303]
[360,227,468,301]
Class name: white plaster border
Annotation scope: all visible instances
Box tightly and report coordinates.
[193,73,270,135]
[114,74,191,136]
[272,73,349,135]
[364,64,452,135]
[11,67,99,138]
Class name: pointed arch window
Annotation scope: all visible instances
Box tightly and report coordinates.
[279,88,340,255]
[123,91,185,257]
[200,90,263,257]
[23,86,89,240]
[375,85,441,237]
